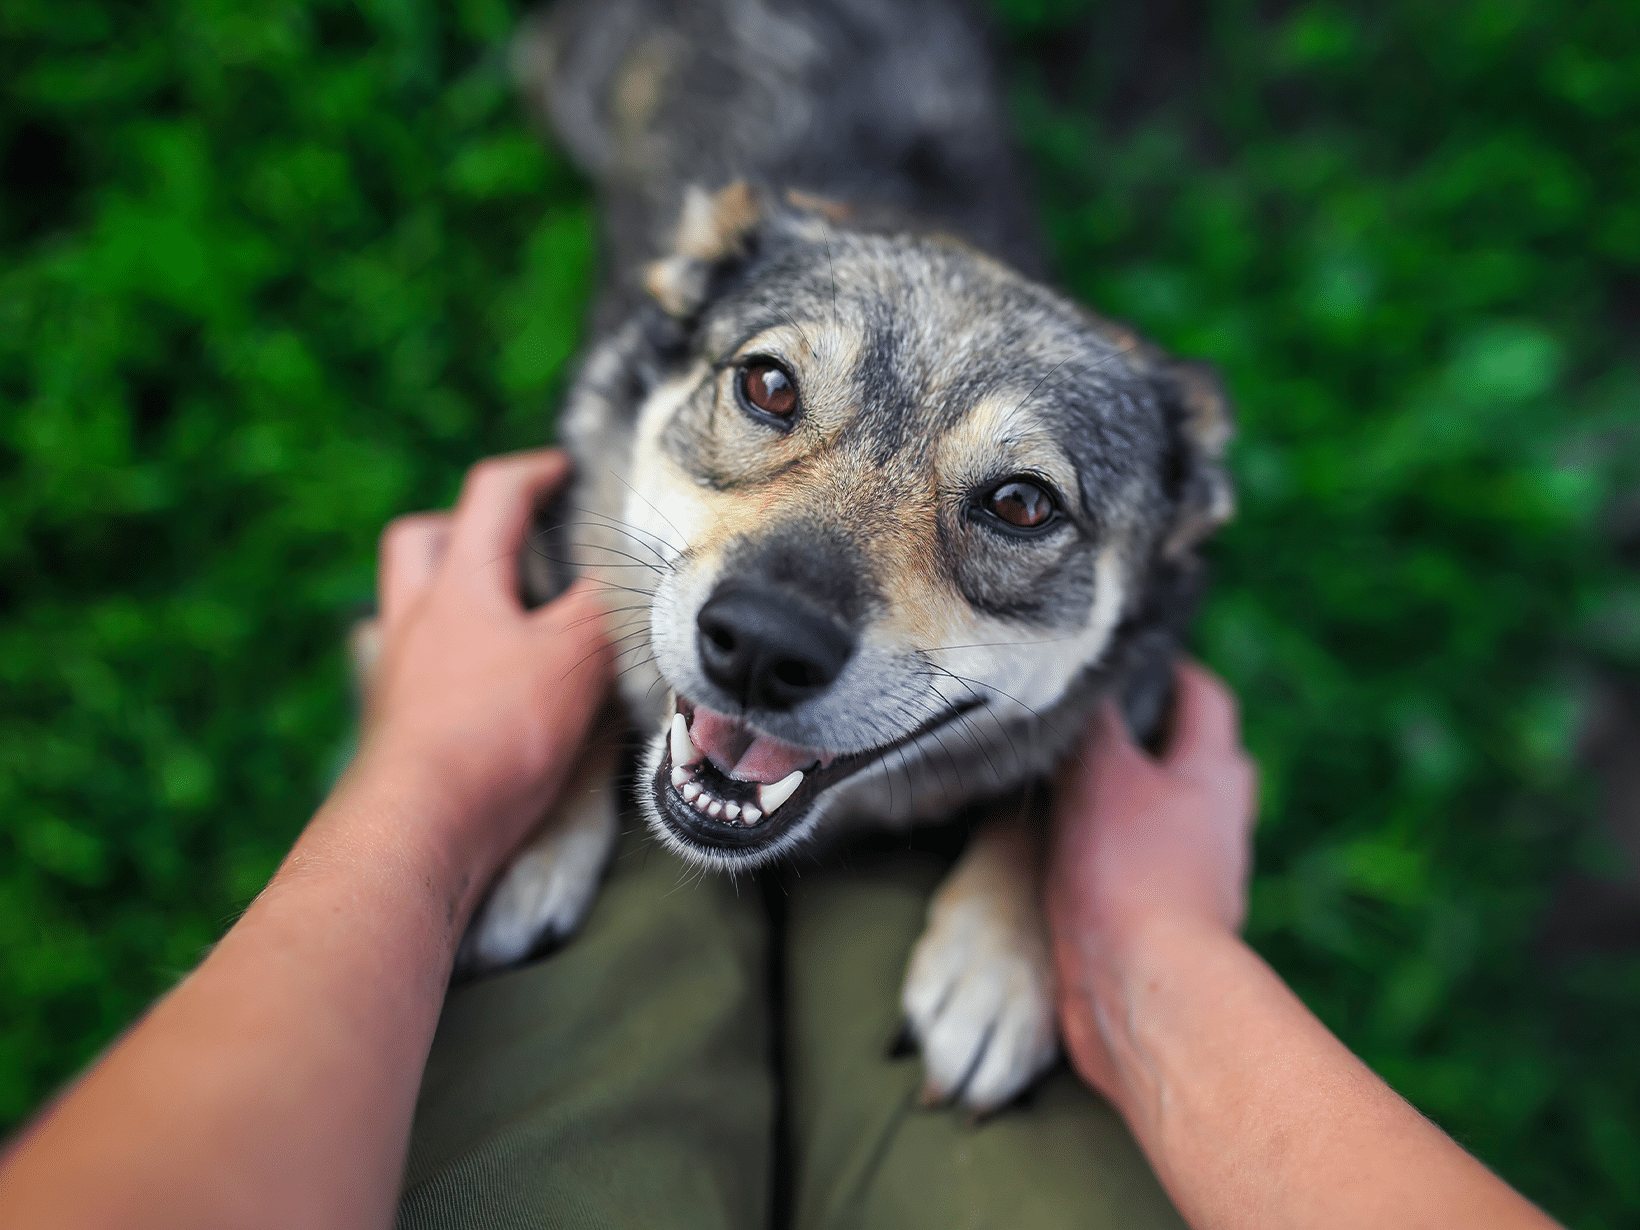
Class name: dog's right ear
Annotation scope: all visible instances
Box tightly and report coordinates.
[643,181,763,318]
[1156,359,1236,558]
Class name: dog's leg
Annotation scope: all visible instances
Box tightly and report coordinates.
[901,797,1058,1114]
[349,530,622,978]
[458,734,621,973]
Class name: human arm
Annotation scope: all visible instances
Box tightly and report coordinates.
[1045,662,1560,1230]
[0,450,612,1230]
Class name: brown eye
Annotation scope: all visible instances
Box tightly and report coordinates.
[739,361,798,418]
[987,479,1056,529]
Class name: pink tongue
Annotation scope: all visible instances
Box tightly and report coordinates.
[688,705,826,784]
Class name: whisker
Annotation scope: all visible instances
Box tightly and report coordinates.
[824,233,839,330]
[560,638,623,684]
[926,662,1071,746]
[562,603,652,633]
[925,667,1027,778]
[533,553,663,576]
[584,578,663,600]
[771,307,816,356]
[1012,354,1075,420]
[926,679,1002,787]
[644,669,672,703]
[548,540,670,573]
[888,693,966,800]
[1012,351,1124,418]
[614,653,660,684]
[886,698,947,803]
[608,468,696,552]
[921,636,1078,653]
[920,659,1089,773]
[548,513,676,563]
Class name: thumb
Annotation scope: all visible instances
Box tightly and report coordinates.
[1055,700,1144,838]
[1162,660,1242,776]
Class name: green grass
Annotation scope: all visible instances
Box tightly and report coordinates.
[2,0,1637,1223]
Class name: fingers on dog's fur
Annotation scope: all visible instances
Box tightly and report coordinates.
[448,449,572,585]
[901,816,1058,1113]
[1166,660,1243,770]
[347,618,383,704]
[378,513,450,624]
[460,746,620,972]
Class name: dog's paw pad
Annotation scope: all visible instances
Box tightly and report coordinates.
[900,902,1058,1113]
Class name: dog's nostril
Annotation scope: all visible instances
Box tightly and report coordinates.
[708,626,736,653]
[774,659,811,688]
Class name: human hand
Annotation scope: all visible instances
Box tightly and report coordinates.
[1045,661,1257,1097]
[345,450,613,888]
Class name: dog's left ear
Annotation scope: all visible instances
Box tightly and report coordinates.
[1156,360,1235,557]
[644,181,763,317]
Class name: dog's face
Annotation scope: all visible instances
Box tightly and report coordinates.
[585,189,1231,868]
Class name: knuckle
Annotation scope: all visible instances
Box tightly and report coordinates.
[380,514,426,554]
[463,455,511,493]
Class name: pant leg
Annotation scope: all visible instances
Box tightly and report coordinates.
[783,848,1185,1230]
[397,827,774,1230]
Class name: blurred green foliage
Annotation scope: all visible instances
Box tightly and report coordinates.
[1,0,1636,1223]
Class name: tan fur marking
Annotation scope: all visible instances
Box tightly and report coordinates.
[676,181,760,260]
[644,256,704,317]
[785,188,854,223]
[935,394,1080,502]
[643,182,764,317]
[612,33,680,147]
[1162,362,1235,556]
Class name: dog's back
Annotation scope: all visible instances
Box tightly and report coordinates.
[516,0,1045,322]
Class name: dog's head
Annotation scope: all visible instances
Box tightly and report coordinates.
[572,184,1232,868]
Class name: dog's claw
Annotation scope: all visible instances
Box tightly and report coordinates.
[900,833,1059,1114]
[886,1020,918,1060]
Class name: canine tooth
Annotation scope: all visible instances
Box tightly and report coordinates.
[708,800,724,817]
[670,712,699,768]
[758,770,804,815]
[740,805,762,825]
[670,765,691,788]
[723,802,740,821]
[681,782,701,802]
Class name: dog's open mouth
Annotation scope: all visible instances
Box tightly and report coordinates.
[651,694,984,852]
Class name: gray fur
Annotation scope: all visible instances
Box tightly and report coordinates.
[514,0,1233,869]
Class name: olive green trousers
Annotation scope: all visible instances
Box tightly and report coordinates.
[397,829,1182,1230]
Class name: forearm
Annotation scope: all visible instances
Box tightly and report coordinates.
[1063,918,1559,1230]
[0,758,475,1230]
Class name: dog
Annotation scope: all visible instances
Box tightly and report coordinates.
[456,0,1234,1113]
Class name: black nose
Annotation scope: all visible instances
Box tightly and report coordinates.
[696,581,856,711]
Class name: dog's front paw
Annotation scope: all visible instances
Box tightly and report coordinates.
[460,767,618,973]
[900,840,1058,1113]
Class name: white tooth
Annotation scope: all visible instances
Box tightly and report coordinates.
[723,802,740,821]
[758,770,804,815]
[707,800,723,817]
[670,765,691,788]
[681,782,701,801]
[692,795,711,813]
[740,806,762,826]
[670,712,699,768]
